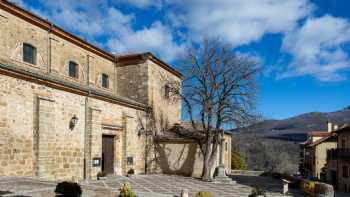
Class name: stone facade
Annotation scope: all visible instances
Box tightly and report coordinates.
[0,1,180,181]
[0,1,231,181]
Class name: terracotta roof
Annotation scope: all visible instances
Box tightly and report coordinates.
[308,131,331,137]
[155,122,231,142]
[308,134,337,147]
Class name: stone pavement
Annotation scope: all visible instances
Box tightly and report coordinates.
[0,174,303,197]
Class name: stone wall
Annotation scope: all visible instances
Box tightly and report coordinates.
[154,134,232,178]
[147,60,182,132]
[116,63,149,104]
[0,5,116,93]
[337,132,350,192]
[315,142,336,179]
[0,74,86,180]
[0,72,148,180]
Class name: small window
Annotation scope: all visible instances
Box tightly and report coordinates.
[68,61,78,78]
[102,73,109,88]
[343,165,348,178]
[342,139,346,148]
[225,142,228,151]
[23,43,36,65]
[164,84,170,99]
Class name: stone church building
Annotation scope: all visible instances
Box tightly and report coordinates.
[0,1,231,181]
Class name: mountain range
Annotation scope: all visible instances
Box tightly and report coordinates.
[232,106,350,173]
[233,106,350,142]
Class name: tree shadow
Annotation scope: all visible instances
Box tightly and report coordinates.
[0,190,13,195]
[154,142,198,177]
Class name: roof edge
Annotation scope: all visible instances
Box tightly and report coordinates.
[117,52,183,79]
[0,1,183,79]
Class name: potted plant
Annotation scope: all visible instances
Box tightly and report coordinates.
[196,191,212,197]
[97,171,107,180]
[55,181,82,197]
[127,169,135,177]
[119,182,136,197]
[249,185,266,197]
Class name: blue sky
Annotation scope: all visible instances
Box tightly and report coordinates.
[11,0,350,120]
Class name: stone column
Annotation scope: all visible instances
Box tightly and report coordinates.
[214,131,235,184]
[36,96,55,180]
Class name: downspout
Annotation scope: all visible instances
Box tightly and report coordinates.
[83,55,91,180]
[47,21,53,74]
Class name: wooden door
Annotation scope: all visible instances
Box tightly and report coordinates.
[102,135,115,174]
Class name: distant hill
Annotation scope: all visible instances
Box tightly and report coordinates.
[233,106,350,142]
[232,106,350,173]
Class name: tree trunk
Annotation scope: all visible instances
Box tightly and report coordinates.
[202,154,212,181]
[202,140,216,181]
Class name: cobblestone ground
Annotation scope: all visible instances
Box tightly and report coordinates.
[0,174,304,197]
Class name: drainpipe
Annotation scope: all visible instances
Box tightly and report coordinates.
[47,21,53,74]
[83,55,92,180]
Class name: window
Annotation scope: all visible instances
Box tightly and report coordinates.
[342,139,346,148]
[343,165,348,178]
[102,73,109,88]
[225,142,228,151]
[68,61,78,78]
[23,43,36,65]
[164,84,170,99]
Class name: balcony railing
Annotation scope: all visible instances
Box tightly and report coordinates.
[327,148,350,161]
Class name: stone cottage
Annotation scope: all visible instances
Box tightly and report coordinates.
[0,0,231,181]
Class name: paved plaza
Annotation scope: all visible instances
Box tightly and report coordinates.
[0,174,303,197]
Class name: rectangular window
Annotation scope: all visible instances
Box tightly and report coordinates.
[164,84,170,99]
[343,165,348,178]
[23,43,36,65]
[69,61,78,78]
[342,139,346,148]
[102,73,109,88]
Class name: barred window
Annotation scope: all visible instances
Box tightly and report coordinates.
[164,84,170,99]
[68,61,78,78]
[23,43,36,65]
[102,73,109,88]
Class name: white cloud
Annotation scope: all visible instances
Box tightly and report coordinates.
[9,0,350,81]
[282,15,350,81]
[168,0,313,46]
[10,0,184,62]
[118,0,162,9]
[107,21,186,61]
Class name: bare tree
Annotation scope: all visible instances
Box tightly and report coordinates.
[170,39,259,180]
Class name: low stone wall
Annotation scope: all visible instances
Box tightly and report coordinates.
[299,179,334,197]
[230,170,265,176]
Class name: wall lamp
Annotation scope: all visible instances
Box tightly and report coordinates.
[69,115,79,130]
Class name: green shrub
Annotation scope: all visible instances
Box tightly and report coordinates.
[97,171,107,178]
[231,151,247,170]
[196,191,212,197]
[127,169,135,175]
[249,185,266,197]
[55,181,82,196]
[119,182,136,197]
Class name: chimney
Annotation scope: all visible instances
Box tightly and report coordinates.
[327,121,333,132]
[334,125,339,131]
